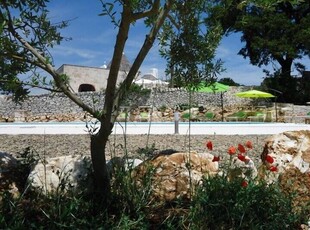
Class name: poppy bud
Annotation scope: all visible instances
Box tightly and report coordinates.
[206,141,213,151]
[269,166,278,172]
[245,140,253,149]
[238,144,246,153]
[212,155,220,162]
[241,180,248,187]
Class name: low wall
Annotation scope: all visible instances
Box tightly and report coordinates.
[0,86,279,121]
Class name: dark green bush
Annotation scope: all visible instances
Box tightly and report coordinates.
[189,176,304,229]
[1,148,307,229]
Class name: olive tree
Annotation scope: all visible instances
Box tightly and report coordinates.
[0,0,223,201]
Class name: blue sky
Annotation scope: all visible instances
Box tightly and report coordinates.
[47,1,308,86]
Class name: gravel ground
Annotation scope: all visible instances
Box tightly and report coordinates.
[0,134,270,165]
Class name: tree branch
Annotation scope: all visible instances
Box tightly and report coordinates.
[5,17,97,117]
[0,79,62,93]
[114,0,173,112]
[167,13,181,30]
[132,0,160,21]
[98,4,132,135]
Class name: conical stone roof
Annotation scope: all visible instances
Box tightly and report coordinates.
[107,53,131,72]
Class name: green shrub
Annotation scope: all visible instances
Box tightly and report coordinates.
[189,176,304,229]
[1,144,307,229]
[178,103,195,111]
[128,83,151,95]
[205,112,215,120]
[181,112,191,120]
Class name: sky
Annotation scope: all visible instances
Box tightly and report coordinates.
[46,1,309,86]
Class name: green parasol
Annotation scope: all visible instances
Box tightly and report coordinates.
[235,90,275,98]
[195,82,230,93]
[193,82,230,121]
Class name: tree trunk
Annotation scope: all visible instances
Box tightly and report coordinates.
[278,58,295,102]
[90,126,111,205]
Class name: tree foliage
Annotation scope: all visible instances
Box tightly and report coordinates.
[159,1,223,90]
[0,0,68,100]
[206,0,310,103]
[218,77,240,86]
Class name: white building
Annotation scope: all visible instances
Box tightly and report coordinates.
[56,54,131,92]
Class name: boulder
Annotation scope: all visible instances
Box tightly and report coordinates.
[228,156,257,181]
[27,155,143,195]
[151,111,163,122]
[0,152,20,200]
[27,155,92,194]
[107,157,143,176]
[132,151,218,202]
[260,130,310,213]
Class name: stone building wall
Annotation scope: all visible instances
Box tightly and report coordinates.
[56,64,127,92]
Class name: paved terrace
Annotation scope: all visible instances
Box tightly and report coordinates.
[0,122,310,135]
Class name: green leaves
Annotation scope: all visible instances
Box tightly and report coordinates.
[159,0,224,89]
[0,0,69,100]
[99,2,115,17]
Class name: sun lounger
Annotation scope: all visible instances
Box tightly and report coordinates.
[248,112,265,122]
[139,112,150,122]
[205,112,215,121]
[226,111,247,122]
[116,112,129,122]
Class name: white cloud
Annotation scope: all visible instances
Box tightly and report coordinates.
[51,46,99,59]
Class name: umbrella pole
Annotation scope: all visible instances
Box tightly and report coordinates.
[275,97,278,122]
[221,92,224,122]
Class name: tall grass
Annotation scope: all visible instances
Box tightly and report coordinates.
[1,146,308,229]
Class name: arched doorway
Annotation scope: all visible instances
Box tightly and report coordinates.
[78,84,96,92]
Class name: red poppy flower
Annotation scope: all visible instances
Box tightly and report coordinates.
[245,140,253,149]
[228,146,236,155]
[241,180,248,187]
[238,144,246,153]
[206,141,213,151]
[269,166,278,172]
[237,153,246,162]
[212,156,220,162]
[265,155,274,164]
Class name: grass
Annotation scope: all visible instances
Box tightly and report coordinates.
[1,146,308,229]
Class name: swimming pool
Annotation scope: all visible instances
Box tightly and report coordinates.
[0,121,309,135]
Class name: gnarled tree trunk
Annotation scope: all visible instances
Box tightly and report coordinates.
[90,124,112,204]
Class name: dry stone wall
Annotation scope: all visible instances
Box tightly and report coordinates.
[0,86,268,121]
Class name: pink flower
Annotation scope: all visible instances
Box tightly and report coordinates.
[206,141,213,151]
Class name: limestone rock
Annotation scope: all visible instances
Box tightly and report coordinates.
[132,151,218,202]
[27,155,91,194]
[260,130,310,178]
[150,111,163,122]
[0,152,20,200]
[260,130,310,212]
[107,157,143,176]
[228,156,257,181]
